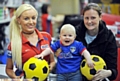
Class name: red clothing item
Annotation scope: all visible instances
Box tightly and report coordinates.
[41,14,53,37]
[8,29,51,64]
[22,29,51,64]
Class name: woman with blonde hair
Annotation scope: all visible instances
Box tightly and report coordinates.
[5,4,55,80]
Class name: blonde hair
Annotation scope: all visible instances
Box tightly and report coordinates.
[9,4,38,69]
[60,24,76,36]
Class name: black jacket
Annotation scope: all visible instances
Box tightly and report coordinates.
[76,20,118,81]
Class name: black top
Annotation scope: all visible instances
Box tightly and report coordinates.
[76,20,118,81]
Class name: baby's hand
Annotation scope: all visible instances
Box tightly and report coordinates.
[34,54,44,59]
[86,60,94,69]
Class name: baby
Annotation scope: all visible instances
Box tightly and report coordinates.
[35,24,94,81]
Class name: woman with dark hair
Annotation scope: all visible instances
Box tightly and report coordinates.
[76,3,118,81]
[41,4,53,36]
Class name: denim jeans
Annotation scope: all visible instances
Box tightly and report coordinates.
[57,70,82,81]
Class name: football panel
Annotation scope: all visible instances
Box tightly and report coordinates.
[29,63,36,70]
[80,60,93,80]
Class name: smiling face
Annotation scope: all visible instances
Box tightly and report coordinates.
[17,9,37,34]
[60,24,76,46]
[83,9,102,31]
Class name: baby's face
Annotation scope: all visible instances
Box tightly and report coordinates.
[60,29,76,46]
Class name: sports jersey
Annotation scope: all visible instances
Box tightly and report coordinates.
[41,14,53,36]
[51,40,86,74]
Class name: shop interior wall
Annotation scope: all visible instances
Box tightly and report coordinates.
[51,0,80,15]
[50,0,80,37]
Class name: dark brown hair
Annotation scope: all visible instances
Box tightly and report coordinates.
[83,3,102,17]
[41,4,50,14]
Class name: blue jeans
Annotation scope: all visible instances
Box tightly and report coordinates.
[57,70,82,81]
